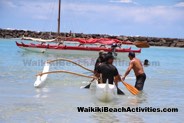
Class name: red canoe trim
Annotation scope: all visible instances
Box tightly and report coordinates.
[15,42,141,53]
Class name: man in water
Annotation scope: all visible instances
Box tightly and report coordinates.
[96,54,124,94]
[122,52,146,91]
[88,50,106,83]
[111,43,118,57]
[84,51,107,88]
[94,50,106,72]
[144,59,149,66]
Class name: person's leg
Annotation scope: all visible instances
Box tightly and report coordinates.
[135,73,146,91]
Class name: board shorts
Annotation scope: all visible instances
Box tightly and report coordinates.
[135,73,146,91]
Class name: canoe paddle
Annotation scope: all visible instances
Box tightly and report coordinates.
[133,41,150,48]
[83,79,94,89]
[121,81,139,95]
[117,86,125,95]
[83,74,101,89]
[84,83,91,88]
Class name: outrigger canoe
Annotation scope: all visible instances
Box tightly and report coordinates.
[34,61,117,102]
[16,41,141,54]
[34,58,139,102]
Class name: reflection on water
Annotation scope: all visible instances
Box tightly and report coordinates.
[123,113,144,123]
[128,92,148,106]
[89,91,147,123]
[34,87,50,98]
[92,112,120,123]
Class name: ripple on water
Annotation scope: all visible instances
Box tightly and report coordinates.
[0,39,184,123]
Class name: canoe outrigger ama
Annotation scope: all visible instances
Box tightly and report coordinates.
[34,58,117,102]
[34,58,139,102]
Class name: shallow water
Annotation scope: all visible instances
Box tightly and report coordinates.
[0,39,183,123]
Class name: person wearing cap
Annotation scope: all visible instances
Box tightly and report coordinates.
[111,43,118,57]
[94,50,106,72]
[95,54,124,94]
[122,52,146,91]
[89,50,106,83]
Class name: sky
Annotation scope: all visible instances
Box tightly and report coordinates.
[0,0,184,38]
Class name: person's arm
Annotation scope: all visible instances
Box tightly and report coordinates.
[114,75,121,86]
[122,61,133,81]
[95,69,100,78]
[113,68,120,86]
[94,57,100,73]
[95,64,102,80]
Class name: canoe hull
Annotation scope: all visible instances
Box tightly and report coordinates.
[16,42,141,58]
[95,81,116,102]
[16,41,141,54]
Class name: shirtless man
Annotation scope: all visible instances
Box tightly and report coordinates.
[122,52,146,90]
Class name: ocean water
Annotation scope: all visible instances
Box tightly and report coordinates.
[0,39,183,123]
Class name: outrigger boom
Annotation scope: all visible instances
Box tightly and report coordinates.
[34,58,139,102]
[34,58,117,102]
[34,58,94,88]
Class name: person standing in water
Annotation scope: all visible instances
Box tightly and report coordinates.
[96,54,124,95]
[94,50,106,72]
[89,50,106,83]
[122,52,146,91]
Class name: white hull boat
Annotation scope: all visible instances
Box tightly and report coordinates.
[95,80,116,102]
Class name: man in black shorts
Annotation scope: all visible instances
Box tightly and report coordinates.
[122,52,146,91]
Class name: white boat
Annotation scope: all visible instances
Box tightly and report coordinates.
[95,80,116,102]
[15,41,141,56]
[34,58,117,102]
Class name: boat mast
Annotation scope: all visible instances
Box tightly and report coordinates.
[57,0,61,35]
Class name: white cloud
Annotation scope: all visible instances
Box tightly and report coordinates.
[61,3,184,24]
[0,0,17,8]
[12,1,58,20]
[3,1,184,23]
[175,2,184,7]
[109,0,135,4]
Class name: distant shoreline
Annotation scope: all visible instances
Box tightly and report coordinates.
[0,28,184,48]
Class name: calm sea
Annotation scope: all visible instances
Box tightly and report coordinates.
[0,39,183,123]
